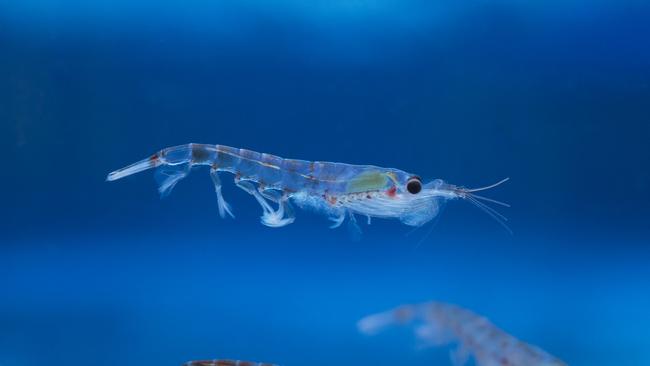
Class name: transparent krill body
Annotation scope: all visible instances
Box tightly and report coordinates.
[108,143,509,232]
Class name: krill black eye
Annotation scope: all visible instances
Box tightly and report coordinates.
[406,178,422,194]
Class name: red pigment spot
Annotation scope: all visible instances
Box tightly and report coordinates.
[150,154,158,161]
[394,306,412,322]
[386,186,397,197]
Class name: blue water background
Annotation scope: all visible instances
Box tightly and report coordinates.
[1,1,649,365]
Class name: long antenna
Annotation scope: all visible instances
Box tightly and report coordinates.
[463,177,510,193]
[455,178,512,234]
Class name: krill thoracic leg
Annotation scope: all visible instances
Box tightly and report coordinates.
[235,180,295,227]
[210,166,234,218]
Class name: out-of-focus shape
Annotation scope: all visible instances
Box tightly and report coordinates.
[358,301,567,366]
[183,359,278,366]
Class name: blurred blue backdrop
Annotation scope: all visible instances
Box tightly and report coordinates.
[1,1,649,365]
